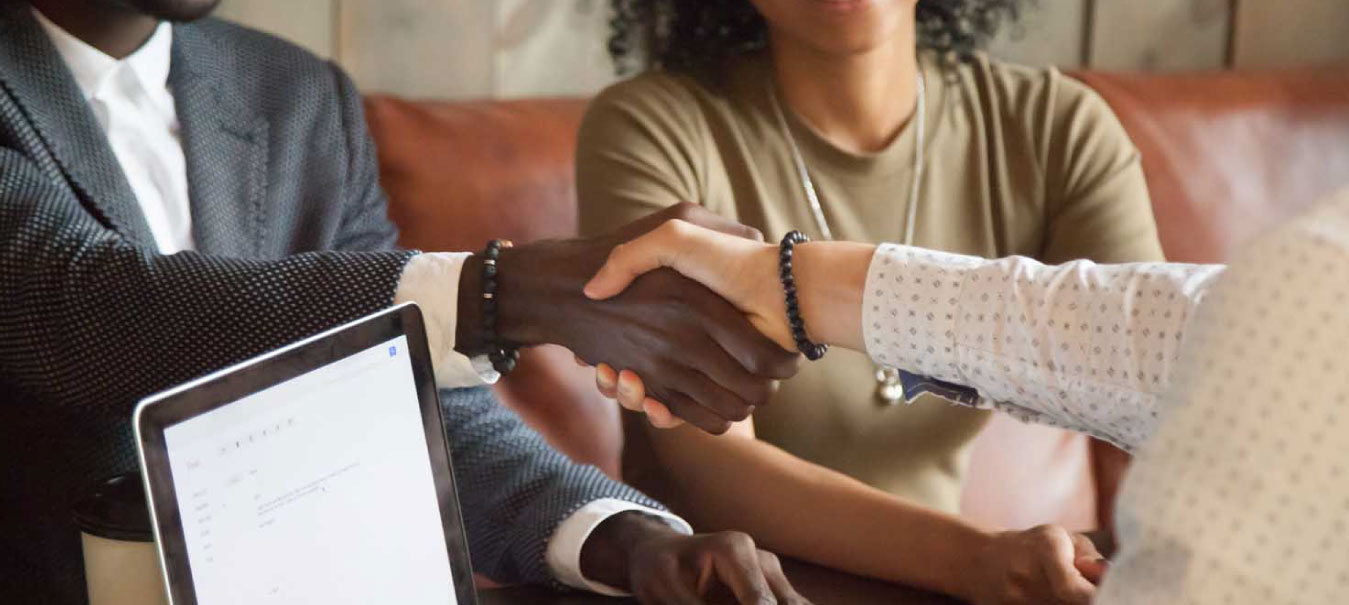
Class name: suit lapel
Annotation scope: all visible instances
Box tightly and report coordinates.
[0,4,157,247]
[170,24,269,257]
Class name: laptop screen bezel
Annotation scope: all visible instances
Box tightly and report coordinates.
[134,304,478,605]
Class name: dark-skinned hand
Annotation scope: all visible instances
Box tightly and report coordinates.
[456,203,800,434]
[581,511,811,605]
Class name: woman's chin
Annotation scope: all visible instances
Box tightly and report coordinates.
[792,29,903,57]
[767,0,912,56]
[808,0,877,12]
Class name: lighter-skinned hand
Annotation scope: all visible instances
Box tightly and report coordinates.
[582,218,791,429]
[965,525,1106,605]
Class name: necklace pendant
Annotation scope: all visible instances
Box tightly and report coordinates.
[875,366,906,406]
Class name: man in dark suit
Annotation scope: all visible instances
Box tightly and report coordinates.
[0,0,806,602]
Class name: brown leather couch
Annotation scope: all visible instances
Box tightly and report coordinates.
[363,65,1349,532]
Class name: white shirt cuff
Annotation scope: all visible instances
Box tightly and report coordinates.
[546,498,693,596]
[393,252,500,388]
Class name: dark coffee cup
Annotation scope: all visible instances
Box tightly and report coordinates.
[72,473,167,605]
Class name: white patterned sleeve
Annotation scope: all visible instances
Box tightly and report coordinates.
[1095,190,1349,604]
[861,244,1224,451]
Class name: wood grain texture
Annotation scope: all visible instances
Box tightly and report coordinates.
[214,0,336,59]
[336,0,495,99]
[1089,0,1232,70]
[987,0,1089,68]
[1232,0,1349,68]
[493,0,617,98]
[211,1,1349,99]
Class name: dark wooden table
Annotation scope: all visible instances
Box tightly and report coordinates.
[481,557,964,604]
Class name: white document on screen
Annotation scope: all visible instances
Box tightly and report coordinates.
[163,336,457,605]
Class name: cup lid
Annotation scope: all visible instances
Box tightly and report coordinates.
[71,473,153,543]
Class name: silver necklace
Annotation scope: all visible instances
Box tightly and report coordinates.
[768,66,926,405]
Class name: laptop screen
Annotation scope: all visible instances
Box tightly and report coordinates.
[160,335,458,604]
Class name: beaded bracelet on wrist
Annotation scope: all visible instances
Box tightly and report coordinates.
[779,230,827,361]
[481,239,521,374]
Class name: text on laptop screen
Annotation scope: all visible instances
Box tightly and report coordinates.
[162,336,457,604]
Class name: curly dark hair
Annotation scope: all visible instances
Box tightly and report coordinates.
[609,0,1027,78]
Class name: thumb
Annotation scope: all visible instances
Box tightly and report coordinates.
[1041,528,1097,602]
[1070,533,1106,584]
[584,221,682,300]
[642,398,684,429]
[1074,556,1108,585]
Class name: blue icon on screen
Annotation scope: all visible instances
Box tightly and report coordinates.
[388,346,397,357]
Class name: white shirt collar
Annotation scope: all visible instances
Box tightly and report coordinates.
[31,6,173,103]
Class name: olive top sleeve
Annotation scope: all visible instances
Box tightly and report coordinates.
[1038,71,1166,264]
[576,74,713,237]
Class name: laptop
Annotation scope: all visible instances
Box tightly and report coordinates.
[133,303,478,605]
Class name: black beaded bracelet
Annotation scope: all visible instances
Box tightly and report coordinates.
[779,230,827,361]
[481,239,521,375]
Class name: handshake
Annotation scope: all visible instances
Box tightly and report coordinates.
[456,202,840,434]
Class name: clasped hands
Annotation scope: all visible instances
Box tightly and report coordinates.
[581,205,810,430]
[462,201,861,431]
[458,202,799,435]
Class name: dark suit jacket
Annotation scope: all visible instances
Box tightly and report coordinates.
[0,6,662,602]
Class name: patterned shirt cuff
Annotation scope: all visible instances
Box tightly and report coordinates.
[863,244,980,377]
[393,252,500,388]
[545,498,693,597]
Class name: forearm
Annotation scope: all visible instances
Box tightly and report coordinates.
[637,423,992,600]
[782,240,1224,450]
[0,152,415,407]
[792,241,874,352]
[860,245,1222,450]
[454,254,492,355]
[454,244,585,356]
[578,511,678,590]
[442,387,676,586]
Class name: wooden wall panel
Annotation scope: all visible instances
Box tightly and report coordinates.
[1089,0,1232,71]
[214,0,335,59]
[987,0,1089,68]
[1232,0,1349,68]
[493,0,616,98]
[336,0,495,99]
[212,1,1349,100]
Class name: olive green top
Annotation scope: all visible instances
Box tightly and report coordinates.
[577,51,1165,513]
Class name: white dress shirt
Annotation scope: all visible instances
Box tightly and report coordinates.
[33,9,193,253]
[862,188,1349,603]
[34,10,687,595]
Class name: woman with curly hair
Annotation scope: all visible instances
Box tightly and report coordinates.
[578,2,1164,602]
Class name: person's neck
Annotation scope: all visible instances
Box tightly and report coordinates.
[770,33,919,154]
[29,0,159,59]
